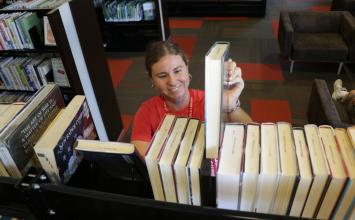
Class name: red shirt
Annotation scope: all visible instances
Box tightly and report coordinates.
[131,89,204,142]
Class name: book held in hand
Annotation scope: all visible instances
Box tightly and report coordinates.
[205,41,230,159]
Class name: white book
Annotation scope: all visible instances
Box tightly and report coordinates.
[271,122,298,215]
[186,123,205,206]
[217,123,245,210]
[302,124,330,218]
[205,41,230,159]
[317,126,347,219]
[145,114,176,201]
[347,126,355,149]
[240,123,260,212]
[174,119,199,204]
[289,128,313,217]
[255,123,279,214]
[332,128,355,220]
[159,117,188,203]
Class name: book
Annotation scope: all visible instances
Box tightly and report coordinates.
[34,95,97,183]
[159,117,189,203]
[186,123,205,206]
[0,84,64,178]
[332,128,355,220]
[254,123,279,214]
[240,123,260,212]
[289,127,313,217]
[302,124,330,218]
[145,114,176,201]
[0,103,25,131]
[316,125,347,219]
[217,123,245,210]
[51,57,70,87]
[43,16,56,46]
[199,158,217,207]
[205,41,230,159]
[74,139,147,181]
[173,118,200,204]
[271,122,298,215]
[347,126,355,149]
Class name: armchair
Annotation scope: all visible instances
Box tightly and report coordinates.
[307,79,352,128]
[278,11,355,74]
[331,0,355,16]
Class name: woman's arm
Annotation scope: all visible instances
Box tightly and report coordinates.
[131,140,149,161]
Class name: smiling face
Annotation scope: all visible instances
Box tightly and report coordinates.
[151,54,190,107]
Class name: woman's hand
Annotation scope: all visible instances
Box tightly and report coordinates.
[223,59,245,113]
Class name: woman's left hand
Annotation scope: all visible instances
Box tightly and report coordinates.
[223,59,245,112]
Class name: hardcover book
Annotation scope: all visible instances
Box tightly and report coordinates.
[217,123,245,210]
[0,84,64,178]
[205,41,230,159]
[34,95,97,184]
[145,114,176,201]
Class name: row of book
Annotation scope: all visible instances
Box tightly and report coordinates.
[0,12,42,50]
[0,55,70,91]
[0,84,97,184]
[0,90,34,103]
[146,114,355,220]
[2,0,67,10]
[102,0,156,22]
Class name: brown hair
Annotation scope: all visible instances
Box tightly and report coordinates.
[145,41,188,77]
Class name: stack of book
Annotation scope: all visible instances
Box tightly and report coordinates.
[145,116,354,219]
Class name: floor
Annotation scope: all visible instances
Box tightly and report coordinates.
[106,0,354,140]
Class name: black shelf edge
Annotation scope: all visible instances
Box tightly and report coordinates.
[0,46,59,54]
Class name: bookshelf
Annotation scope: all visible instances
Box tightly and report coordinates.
[94,0,170,52]
[0,4,73,102]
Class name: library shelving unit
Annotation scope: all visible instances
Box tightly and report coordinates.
[0,5,73,101]
[95,0,170,52]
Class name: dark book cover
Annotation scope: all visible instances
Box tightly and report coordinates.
[53,100,97,183]
[0,84,64,177]
[199,158,217,207]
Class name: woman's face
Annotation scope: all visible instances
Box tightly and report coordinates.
[151,54,190,104]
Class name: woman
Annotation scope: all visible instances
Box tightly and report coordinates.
[131,41,252,159]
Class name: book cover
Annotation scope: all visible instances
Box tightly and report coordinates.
[289,127,313,217]
[186,123,205,206]
[34,96,97,184]
[254,123,279,214]
[271,122,298,215]
[302,124,330,218]
[199,158,217,207]
[316,125,347,219]
[217,123,245,210]
[205,41,230,159]
[173,118,200,204]
[332,128,355,219]
[158,117,189,203]
[240,123,260,212]
[145,114,176,201]
[0,84,64,178]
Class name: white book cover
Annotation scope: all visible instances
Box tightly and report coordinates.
[205,41,230,159]
[289,128,312,217]
[302,124,329,218]
[271,122,298,215]
[240,123,260,212]
[255,123,279,214]
[217,123,245,210]
[174,119,199,204]
[332,128,355,220]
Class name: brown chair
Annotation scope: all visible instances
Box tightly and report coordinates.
[331,0,355,16]
[278,11,355,74]
[307,79,352,128]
